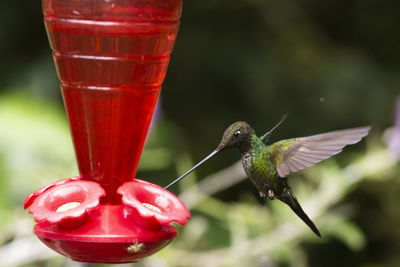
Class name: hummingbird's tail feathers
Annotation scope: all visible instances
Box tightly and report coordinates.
[280,191,321,238]
[260,114,288,144]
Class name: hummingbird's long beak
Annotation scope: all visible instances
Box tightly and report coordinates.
[164,149,221,189]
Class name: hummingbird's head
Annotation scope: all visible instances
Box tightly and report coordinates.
[164,121,254,190]
[216,121,254,151]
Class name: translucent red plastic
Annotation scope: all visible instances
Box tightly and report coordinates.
[24,0,189,263]
[24,177,81,209]
[118,179,190,229]
[44,0,181,204]
[28,180,105,229]
[26,179,188,263]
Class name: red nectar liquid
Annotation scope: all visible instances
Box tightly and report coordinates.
[43,0,182,203]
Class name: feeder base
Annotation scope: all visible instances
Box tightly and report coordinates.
[34,205,177,263]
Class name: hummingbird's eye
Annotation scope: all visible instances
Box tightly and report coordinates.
[234,130,241,138]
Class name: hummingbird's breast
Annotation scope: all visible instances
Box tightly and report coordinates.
[242,147,281,195]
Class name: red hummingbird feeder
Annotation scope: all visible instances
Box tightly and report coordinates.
[24,0,190,263]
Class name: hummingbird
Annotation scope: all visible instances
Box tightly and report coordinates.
[165,115,370,237]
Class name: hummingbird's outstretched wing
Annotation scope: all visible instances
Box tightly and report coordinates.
[269,127,370,177]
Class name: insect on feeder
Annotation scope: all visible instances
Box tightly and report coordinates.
[24,0,190,263]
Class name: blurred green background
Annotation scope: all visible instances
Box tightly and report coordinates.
[1,0,400,266]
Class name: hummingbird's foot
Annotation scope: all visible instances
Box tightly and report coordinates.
[259,191,266,198]
[268,189,275,200]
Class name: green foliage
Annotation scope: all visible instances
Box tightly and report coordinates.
[0,94,76,208]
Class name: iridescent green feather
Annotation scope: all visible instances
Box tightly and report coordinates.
[268,138,300,166]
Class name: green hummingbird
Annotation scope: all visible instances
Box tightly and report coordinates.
[165,115,370,237]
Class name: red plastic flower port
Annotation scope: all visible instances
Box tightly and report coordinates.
[26,180,105,229]
[118,179,190,229]
[24,177,81,209]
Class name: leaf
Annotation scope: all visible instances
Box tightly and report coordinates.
[325,216,366,251]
